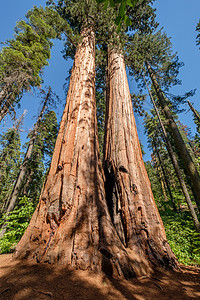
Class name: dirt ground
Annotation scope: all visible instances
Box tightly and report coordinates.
[0,254,200,300]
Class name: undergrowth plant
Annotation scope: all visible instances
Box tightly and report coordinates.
[160,210,200,266]
[0,196,35,253]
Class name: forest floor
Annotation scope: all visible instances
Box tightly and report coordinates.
[0,254,200,300]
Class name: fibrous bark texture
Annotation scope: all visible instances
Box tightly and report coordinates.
[14,28,135,278]
[104,48,178,273]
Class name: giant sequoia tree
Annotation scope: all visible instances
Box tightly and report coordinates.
[14,0,178,276]
[15,22,136,277]
[103,46,177,270]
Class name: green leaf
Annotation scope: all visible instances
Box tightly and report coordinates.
[119,1,126,17]
[125,16,132,26]
[109,0,115,7]
[115,16,121,25]
[126,0,133,7]
[104,0,109,9]
[117,20,122,33]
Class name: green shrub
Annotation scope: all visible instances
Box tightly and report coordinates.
[160,210,200,266]
[0,196,35,253]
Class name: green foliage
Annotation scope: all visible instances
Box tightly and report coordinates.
[0,128,22,213]
[161,210,200,266]
[20,110,58,203]
[0,196,35,253]
[196,19,200,48]
[126,30,182,89]
[0,6,68,120]
[96,0,140,32]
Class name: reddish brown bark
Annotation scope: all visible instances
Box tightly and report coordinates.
[104,48,178,271]
[14,27,135,278]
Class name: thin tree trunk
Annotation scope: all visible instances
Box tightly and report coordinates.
[152,150,169,204]
[0,89,51,238]
[153,145,176,210]
[0,111,27,217]
[0,101,11,123]
[146,60,200,212]
[188,100,200,123]
[103,48,178,272]
[14,27,135,278]
[146,81,200,233]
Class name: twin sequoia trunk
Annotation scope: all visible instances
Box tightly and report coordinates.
[104,49,177,270]
[14,28,135,277]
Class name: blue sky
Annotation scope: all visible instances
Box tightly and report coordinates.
[0,0,200,161]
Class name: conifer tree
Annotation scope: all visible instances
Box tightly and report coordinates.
[0,112,27,215]
[0,6,72,122]
[0,129,21,214]
[0,88,58,239]
[15,1,136,277]
[20,109,58,202]
[102,0,177,269]
[126,29,200,212]
[14,0,179,276]
[144,84,200,232]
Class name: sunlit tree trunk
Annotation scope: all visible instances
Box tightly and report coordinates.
[14,27,135,278]
[153,144,177,212]
[146,61,200,212]
[152,146,173,206]
[188,99,200,123]
[146,82,200,232]
[103,48,178,271]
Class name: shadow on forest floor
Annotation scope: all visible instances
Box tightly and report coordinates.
[0,254,200,300]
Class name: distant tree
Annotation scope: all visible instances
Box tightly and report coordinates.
[0,113,26,215]
[144,83,200,232]
[126,29,200,212]
[0,88,58,238]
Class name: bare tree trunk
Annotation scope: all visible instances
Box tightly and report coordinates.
[0,89,51,238]
[14,27,135,278]
[152,145,176,209]
[151,151,169,204]
[103,48,178,272]
[0,103,10,123]
[153,144,177,211]
[0,111,26,217]
[188,100,200,123]
[146,81,200,232]
[146,61,200,212]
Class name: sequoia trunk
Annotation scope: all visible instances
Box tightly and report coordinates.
[103,48,178,271]
[14,27,135,278]
[146,61,200,212]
